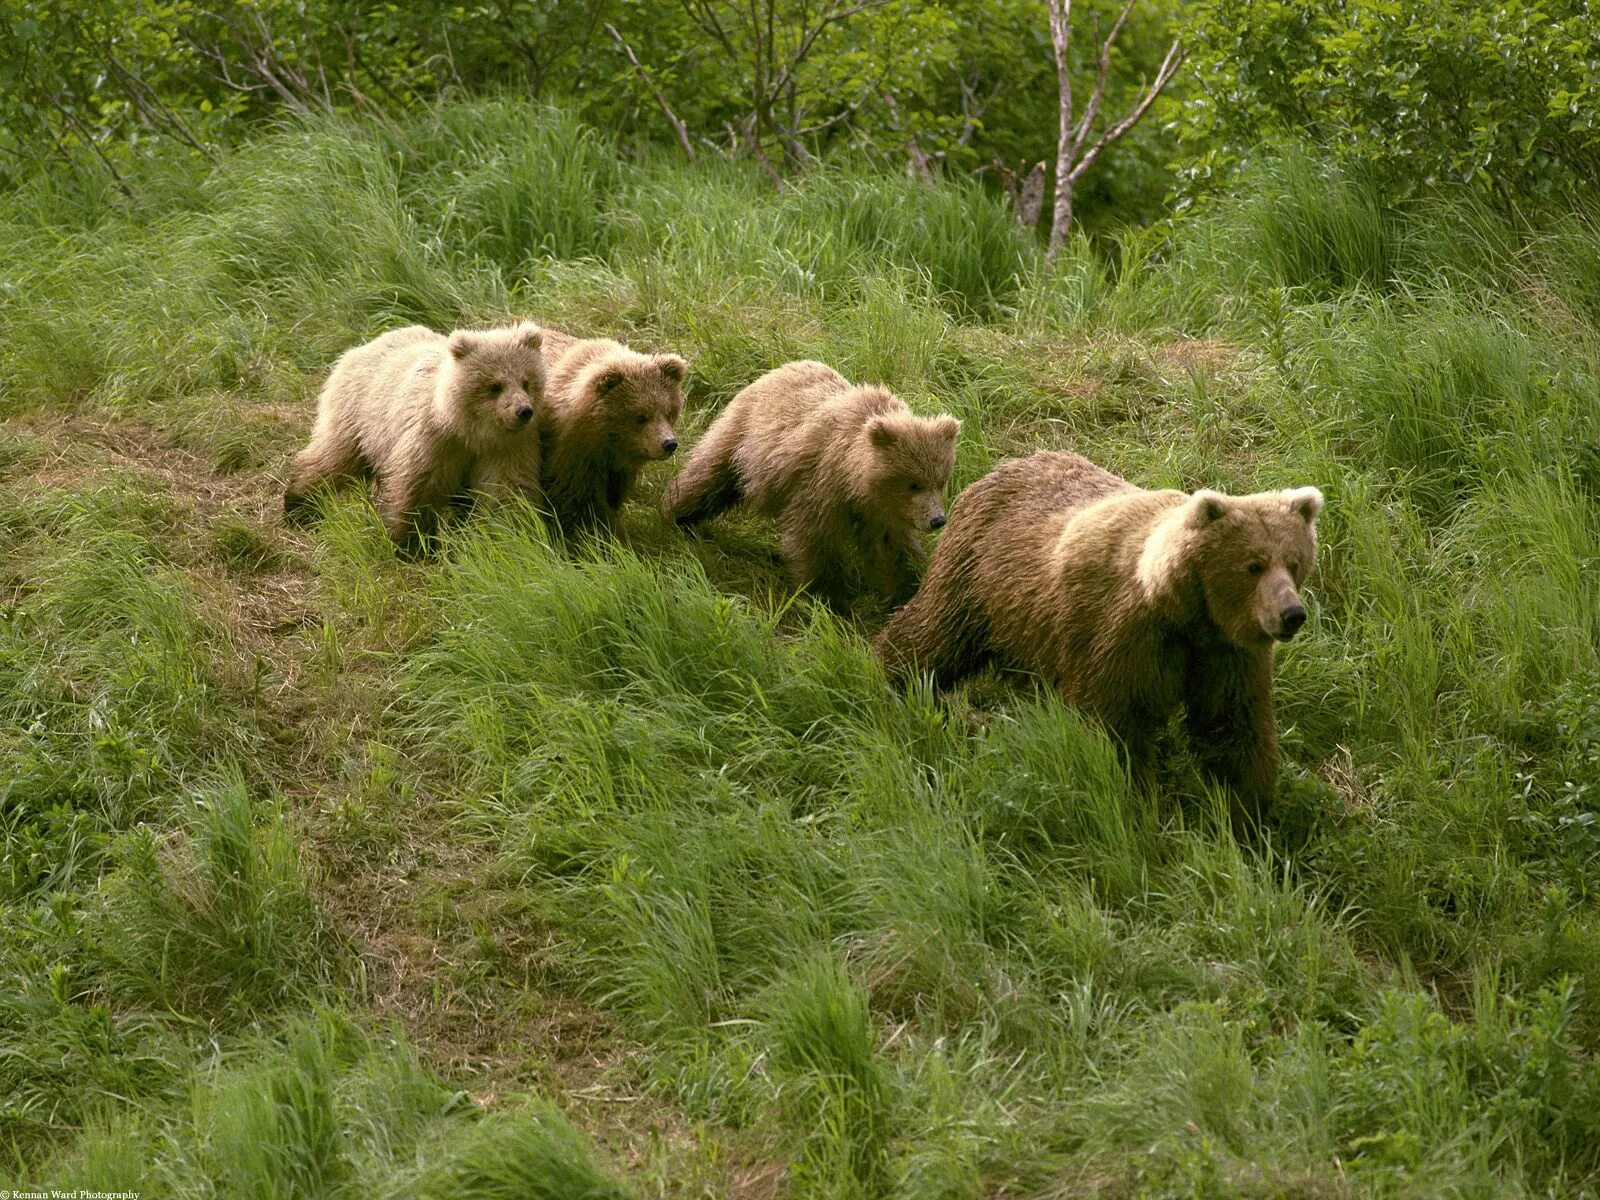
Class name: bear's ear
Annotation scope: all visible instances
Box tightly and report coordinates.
[448,331,477,360]
[597,368,628,395]
[516,322,543,349]
[1185,489,1229,528]
[930,415,961,443]
[1286,486,1324,523]
[655,354,687,383]
[867,417,897,450]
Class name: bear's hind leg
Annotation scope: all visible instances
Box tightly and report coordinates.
[284,428,364,523]
[873,577,990,688]
[662,429,745,527]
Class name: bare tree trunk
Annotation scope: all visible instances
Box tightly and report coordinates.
[1047,0,1076,259]
[1045,0,1183,259]
[906,139,936,184]
[1018,161,1047,231]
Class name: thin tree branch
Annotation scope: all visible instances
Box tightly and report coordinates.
[956,72,1008,148]
[47,98,136,200]
[679,0,736,56]
[796,96,869,138]
[1069,0,1136,162]
[670,0,889,178]
[606,24,697,162]
[96,43,218,162]
[1066,37,1183,185]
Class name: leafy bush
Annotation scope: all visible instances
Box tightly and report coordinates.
[1183,0,1600,207]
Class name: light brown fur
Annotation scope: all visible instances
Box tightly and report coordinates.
[662,360,960,607]
[876,451,1323,819]
[537,330,687,539]
[284,322,547,551]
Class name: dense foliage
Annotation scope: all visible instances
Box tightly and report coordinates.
[1182,0,1600,206]
[0,0,1179,229]
[10,0,1595,226]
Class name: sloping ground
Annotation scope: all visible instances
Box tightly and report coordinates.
[0,403,780,1195]
[3,102,1600,1198]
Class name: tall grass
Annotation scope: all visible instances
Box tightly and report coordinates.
[3,99,1600,1196]
[0,485,254,830]
[98,776,342,1019]
[38,1015,630,1198]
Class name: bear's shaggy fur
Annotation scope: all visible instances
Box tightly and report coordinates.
[284,322,546,551]
[536,330,687,538]
[876,450,1323,816]
[662,360,960,607]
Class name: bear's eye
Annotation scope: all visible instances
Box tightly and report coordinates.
[488,382,505,396]
[908,482,921,493]
[1247,561,1266,576]
[520,379,531,392]
[635,414,648,426]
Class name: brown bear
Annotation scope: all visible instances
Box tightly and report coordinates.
[283,322,546,551]
[662,360,960,608]
[536,329,687,539]
[875,450,1323,818]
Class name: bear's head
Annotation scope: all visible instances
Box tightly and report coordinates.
[862,412,961,532]
[1146,486,1324,647]
[446,322,547,438]
[584,351,687,465]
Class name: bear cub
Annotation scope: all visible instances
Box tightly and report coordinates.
[284,322,546,552]
[662,360,960,607]
[876,450,1323,822]
[537,329,687,539]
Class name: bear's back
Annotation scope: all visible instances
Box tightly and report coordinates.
[321,325,446,426]
[537,327,582,363]
[819,383,904,426]
[946,452,1156,663]
[953,451,1133,536]
[731,361,852,432]
[338,325,442,381]
[718,364,860,503]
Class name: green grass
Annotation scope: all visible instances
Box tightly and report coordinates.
[2,99,1600,1197]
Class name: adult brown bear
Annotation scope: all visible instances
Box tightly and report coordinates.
[876,450,1323,820]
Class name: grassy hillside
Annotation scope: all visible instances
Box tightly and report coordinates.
[3,99,1599,1197]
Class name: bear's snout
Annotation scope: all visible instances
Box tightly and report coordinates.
[1277,604,1307,640]
[516,405,535,424]
[929,514,946,530]
[662,436,678,455]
